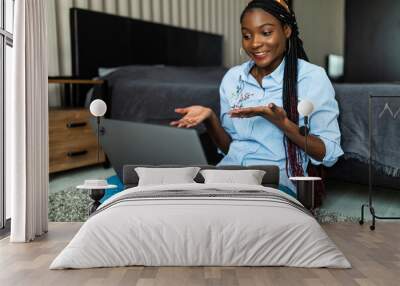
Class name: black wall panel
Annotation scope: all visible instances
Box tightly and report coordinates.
[70,8,223,79]
[70,9,132,78]
[345,0,400,82]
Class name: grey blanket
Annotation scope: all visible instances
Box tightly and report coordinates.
[334,84,400,177]
[92,65,226,134]
[92,189,311,217]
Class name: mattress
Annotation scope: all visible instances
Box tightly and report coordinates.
[50,183,350,269]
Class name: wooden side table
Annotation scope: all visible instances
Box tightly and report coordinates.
[48,77,107,173]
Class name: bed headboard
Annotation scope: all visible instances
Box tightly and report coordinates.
[123,165,280,189]
[70,8,224,80]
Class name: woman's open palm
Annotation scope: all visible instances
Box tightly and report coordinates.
[170,105,212,128]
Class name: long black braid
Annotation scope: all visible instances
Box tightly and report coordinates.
[240,0,308,178]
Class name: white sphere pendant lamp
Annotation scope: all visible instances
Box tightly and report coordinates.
[90,99,107,117]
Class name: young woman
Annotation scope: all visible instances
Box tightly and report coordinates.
[170,0,343,197]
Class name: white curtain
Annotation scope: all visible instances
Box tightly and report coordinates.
[7,0,48,242]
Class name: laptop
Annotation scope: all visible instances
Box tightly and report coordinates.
[92,118,208,178]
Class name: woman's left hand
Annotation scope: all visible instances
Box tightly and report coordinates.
[229,103,288,130]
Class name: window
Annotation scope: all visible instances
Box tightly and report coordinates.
[1,0,14,231]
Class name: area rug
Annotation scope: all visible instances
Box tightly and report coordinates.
[49,187,92,222]
[48,188,361,223]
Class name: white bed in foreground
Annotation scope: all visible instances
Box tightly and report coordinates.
[50,183,350,269]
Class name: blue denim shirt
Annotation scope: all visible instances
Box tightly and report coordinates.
[217,59,343,195]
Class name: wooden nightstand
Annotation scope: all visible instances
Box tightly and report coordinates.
[48,78,107,173]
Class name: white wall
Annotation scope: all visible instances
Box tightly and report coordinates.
[293,0,345,68]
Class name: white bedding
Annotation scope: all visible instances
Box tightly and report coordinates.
[50,183,351,269]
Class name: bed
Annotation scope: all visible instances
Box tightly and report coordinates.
[50,165,350,269]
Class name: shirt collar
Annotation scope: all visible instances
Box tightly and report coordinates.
[241,58,285,86]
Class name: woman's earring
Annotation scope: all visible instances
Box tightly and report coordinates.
[240,47,245,57]
[286,40,291,54]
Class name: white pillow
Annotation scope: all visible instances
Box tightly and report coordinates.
[200,169,266,185]
[135,167,201,186]
[98,67,120,77]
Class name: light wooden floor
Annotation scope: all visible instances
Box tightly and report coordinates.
[1,222,399,286]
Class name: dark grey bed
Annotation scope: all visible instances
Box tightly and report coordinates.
[88,65,227,164]
[91,72,400,189]
[92,65,226,128]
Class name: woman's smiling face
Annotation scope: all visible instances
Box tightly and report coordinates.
[241,8,291,76]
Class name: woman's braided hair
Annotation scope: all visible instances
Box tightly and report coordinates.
[240,0,308,178]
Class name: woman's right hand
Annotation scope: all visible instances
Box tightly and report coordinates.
[170,105,213,128]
